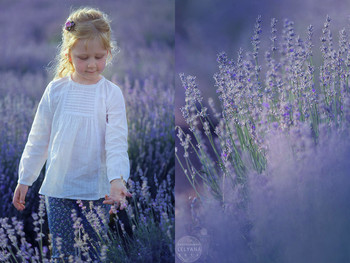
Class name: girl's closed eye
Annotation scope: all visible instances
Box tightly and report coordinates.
[78,56,88,60]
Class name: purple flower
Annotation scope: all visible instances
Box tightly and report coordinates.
[65,20,75,31]
[262,102,270,109]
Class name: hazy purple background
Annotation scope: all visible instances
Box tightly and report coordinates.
[0,0,174,99]
[176,127,350,262]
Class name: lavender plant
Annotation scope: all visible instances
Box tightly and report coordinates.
[0,173,174,262]
[176,16,350,262]
[122,76,175,194]
[177,15,350,201]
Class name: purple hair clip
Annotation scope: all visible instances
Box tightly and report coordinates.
[65,20,75,31]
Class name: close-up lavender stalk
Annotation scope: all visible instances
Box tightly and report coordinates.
[176,15,350,262]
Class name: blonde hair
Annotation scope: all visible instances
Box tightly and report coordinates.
[53,7,115,79]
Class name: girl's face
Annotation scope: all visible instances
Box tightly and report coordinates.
[70,38,108,85]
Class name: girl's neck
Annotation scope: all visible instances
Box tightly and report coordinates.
[71,73,103,85]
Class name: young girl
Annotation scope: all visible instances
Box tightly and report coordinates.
[12,7,131,261]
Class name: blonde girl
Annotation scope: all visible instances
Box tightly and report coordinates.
[12,7,131,261]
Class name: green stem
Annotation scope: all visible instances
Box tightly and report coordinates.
[175,151,202,200]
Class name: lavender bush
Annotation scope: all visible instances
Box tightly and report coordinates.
[176,16,350,262]
[0,173,174,262]
[122,76,175,194]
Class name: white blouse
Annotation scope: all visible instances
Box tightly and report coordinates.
[18,75,130,200]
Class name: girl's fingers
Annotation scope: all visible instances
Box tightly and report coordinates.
[103,189,131,211]
[103,195,114,204]
[103,196,122,207]
[124,191,133,197]
[12,188,25,211]
[13,199,25,211]
[12,192,18,205]
[19,192,25,205]
[119,187,132,198]
[119,200,128,210]
[17,203,25,210]
[103,199,115,205]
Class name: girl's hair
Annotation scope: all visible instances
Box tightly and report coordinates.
[53,7,115,79]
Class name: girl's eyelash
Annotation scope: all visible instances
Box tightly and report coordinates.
[78,56,104,60]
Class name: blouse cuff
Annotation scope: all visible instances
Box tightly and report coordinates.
[18,176,35,186]
[107,169,129,183]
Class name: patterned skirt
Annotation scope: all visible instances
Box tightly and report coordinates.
[45,196,110,262]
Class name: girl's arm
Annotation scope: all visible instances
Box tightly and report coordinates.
[104,86,131,213]
[105,86,130,183]
[17,83,53,187]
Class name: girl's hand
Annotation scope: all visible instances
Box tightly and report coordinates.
[103,179,132,214]
[12,184,29,211]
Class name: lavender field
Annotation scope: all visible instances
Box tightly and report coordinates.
[0,0,174,262]
[176,12,350,263]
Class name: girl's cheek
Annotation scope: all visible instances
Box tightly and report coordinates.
[99,61,107,70]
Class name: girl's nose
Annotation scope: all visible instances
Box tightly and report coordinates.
[87,61,95,68]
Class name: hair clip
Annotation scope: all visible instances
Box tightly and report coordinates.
[65,20,75,31]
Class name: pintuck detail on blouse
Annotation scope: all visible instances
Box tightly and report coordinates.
[18,75,130,200]
[64,86,96,116]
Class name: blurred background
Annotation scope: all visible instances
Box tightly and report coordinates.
[0,0,174,99]
[175,0,350,198]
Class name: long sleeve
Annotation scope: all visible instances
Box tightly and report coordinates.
[105,86,130,182]
[18,83,53,186]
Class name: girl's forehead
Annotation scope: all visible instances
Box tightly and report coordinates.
[73,37,106,52]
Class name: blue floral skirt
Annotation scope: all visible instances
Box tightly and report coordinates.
[45,196,110,262]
